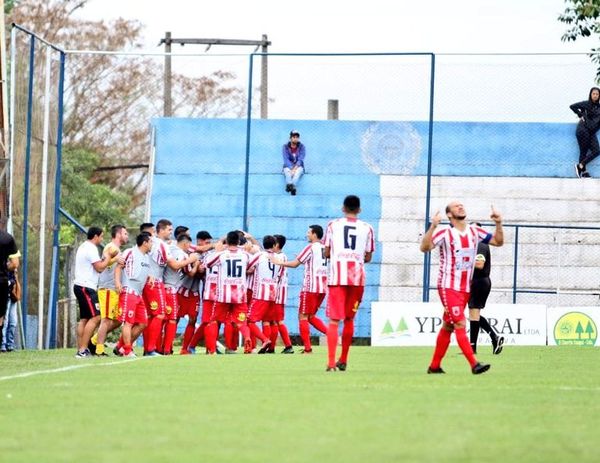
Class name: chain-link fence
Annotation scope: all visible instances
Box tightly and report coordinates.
[10,23,600,345]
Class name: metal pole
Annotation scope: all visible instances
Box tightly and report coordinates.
[21,35,36,345]
[38,46,52,350]
[243,54,255,231]
[512,226,519,304]
[260,34,268,119]
[327,99,339,120]
[8,26,17,235]
[422,53,435,302]
[163,31,172,117]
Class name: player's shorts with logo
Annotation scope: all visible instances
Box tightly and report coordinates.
[177,291,199,319]
[247,299,274,323]
[98,288,119,320]
[438,287,470,324]
[73,284,100,319]
[118,289,148,325]
[299,291,326,317]
[211,302,248,324]
[326,285,364,321]
[164,287,179,321]
[143,280,166,317]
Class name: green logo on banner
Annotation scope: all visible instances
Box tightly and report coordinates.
[553,312,597,346]
[380,317,410,338]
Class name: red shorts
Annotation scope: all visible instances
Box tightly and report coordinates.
[118,290,148,325]
[247,299,275,323]
[177,292,199,319]
[211,302,248,324]
[438,287,470,325]
[143,280,166,317]
[164,287,179,321]
[269,303,284,322]
[200,299,215,324]
[326,285,364,321]
[299,291,326,317]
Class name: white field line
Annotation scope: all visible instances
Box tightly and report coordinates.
[0,357,147,382]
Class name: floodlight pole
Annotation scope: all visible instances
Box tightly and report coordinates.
[160,33,271,118]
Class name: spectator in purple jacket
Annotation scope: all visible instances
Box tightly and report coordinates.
[282,130,305,196]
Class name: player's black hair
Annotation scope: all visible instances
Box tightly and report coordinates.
[236,230,247,246]
[174,225,189,239]
[309,224,324,240]
[196,230,212,240]
[156,219,172,232]
[136,232,152,246]
[87,226,103,240]
[226,231,240,246]
[177,233,192,243]
[140,222,154,233]
[273,234,286,249]
[110,224,126,239]
[343,195,360,213]
[263,235,276,250]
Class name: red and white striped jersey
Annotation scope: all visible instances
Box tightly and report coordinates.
[275,252,288,304]
[147,236,170,281]
[432,224,491,293]
[205,248,259,303]
[296,241,328,294]
[251,251,279,301]
[202,251,219,302]
[325,217,375,286]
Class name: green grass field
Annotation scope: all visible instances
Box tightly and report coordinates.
[0,345,598,463]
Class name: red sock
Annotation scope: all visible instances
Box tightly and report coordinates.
[262,322,271,341]
[278,323,292,347]
[116,336,123,350]
[269,324,278,347]
[182,322,195,350]
[299,319,311,350]
[430,328,452,369]
[238,323,250,341]
[123,344,132,355]
[327,322,338,368]
[163,321,177,354]
[189,323,205,349]
[309,316,328,334]
[224,323,236,350]
[156,319,166,353]
[205,323,218,354]
[143,322,150,352]
[146,316,163,352]
[338,319,354,364]
[455,327,478,368]
[249,322,268,343]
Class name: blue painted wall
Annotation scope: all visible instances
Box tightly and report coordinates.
[151,117,582,337]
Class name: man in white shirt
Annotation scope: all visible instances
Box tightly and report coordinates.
[73,227,117,358]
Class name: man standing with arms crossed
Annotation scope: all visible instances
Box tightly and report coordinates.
[324,195,375,371]
[420,202,504,374]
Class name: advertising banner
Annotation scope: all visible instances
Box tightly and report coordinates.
[371,302,547,346]
[546,307,600,346]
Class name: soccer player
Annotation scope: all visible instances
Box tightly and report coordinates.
[420,202,503,375]
[73,227,116,358]
[271,225,328,353]
[92,224,129,356]
[269,234,294,353]
[114,232,153,357]
[324,195,375,371]
[161,233,193,354]
[142,219,198,355]
[247,235,280,353]
[203,231,258,354]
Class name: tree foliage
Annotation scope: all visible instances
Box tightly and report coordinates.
[559,0,600,81]
[8,0,246,212]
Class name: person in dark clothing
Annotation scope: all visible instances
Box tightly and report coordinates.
[0,229,19,351]
[571,87,600,178]
[468,238,504,355]
[281,130,305,196]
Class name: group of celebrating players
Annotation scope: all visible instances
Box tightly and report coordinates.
[73,195,375,371]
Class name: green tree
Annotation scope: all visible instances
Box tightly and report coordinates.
[559,0,600,80]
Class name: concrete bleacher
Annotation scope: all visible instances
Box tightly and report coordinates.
[150,117,600,337]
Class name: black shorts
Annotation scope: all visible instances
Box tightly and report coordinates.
[0,279,9,319]
[468,277,491,309]
[74,284,100,320]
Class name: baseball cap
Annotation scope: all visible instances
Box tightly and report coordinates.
[289,130,300,137]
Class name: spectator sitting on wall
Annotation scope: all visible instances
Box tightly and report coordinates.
[282,130,305,196]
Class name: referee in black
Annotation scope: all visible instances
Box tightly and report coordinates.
[469,230,504,355]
